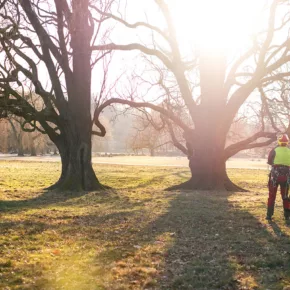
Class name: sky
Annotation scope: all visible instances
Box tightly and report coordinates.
[169,0,266,53]
[1,0,283,111]
[106,0,268,53]
[92,0,269,100]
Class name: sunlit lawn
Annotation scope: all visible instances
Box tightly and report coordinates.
[1,161,290,289]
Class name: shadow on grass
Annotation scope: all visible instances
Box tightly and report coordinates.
[0,190,90,213]
[269,221,286,238]
[2,177,290,289]
[124,175,168,190]
[173,170,191,179]
[139,191,290,289]
[0,170,180,213]
[92,190,290,289]
[122,171,189,190]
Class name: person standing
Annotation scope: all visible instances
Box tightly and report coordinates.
[267,134,290,221]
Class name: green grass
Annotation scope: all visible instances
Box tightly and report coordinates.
[0,161,290,289]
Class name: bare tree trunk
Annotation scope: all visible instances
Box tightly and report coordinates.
[168,53,245,191]
[187,154,243,191]
[30,146,37,156]
[46,0,103,192]
[168,118,245,192]
[260,147,267,159]
[168,145,244,191]
[29,136,37,156]
[8,119,24,156]
[17,136,24,157]
[47,123,103,191]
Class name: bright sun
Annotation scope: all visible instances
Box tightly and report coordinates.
[170,0,265,55]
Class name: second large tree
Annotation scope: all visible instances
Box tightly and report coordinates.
[0,0,110,190]
[93,0,290,190]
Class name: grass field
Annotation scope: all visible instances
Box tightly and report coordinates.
[0,154,269,169]
[1,161,290,289]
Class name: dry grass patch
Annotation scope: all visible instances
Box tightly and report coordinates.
[0,161,290,289]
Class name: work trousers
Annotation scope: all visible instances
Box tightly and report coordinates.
[268,175,290,209]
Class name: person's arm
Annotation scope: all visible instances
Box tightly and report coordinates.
[267,148,276,165]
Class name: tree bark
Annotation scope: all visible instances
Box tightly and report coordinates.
[167,53,245,192]
[17,133,24,157]
[29,137,37,156]
[47,127,103,191]
[46,1,104,192]
[17,139,24,157]
[188,154,244,191]
[167,147,245,191]
[168,113,246,192]
[30,146,37,156]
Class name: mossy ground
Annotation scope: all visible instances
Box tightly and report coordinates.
[0,161,290,289]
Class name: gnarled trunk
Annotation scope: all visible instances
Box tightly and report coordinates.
[30,146,36,156]
[168,53,245,192]
[188,148,228,190]
[46,0,103,192]
[169,115,245,192]
[29,138,37,156]
[17,142,24,157]
[49,131,104,191]
[187,153,244,191]
[168,144,244,191]
[47,124,103,191]
[17,134,24,157]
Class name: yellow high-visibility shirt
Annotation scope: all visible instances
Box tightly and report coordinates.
[273,147,290,166]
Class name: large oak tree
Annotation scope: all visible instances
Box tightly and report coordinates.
[0,0,112,190]
[93,0,290,190]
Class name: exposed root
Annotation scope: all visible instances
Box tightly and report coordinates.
[46,178,109,192]
[224,177,247,192]
[45,180,63,191]
[166,179,194,191]
[166,176,247,192]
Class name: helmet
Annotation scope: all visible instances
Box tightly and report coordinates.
[278,134,289,146]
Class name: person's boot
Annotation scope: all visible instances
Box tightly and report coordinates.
[284,208,290,221]
[266,206,274,221]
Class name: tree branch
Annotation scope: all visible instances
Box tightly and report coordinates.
[93,98,191,135]
[224,131,277,160]
[92,43,173,70]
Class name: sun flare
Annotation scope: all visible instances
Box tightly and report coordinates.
[170,0,264,54]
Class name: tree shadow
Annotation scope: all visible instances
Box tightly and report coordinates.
[0,171,177,213]
[3,177,290,289]
[0,168,188,215]
[268,221,286,237]
[124,174,168,190]
[0,220,51,236]
[0,189,97,213]
[92,189,290,289]
[123,171,189,190]
[174,170,191,179]
[137,190,290,289]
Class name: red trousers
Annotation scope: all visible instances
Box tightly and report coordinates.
[268,175,290,209]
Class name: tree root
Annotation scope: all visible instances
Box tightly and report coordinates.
[46,178,109,192]
[166,177,247,192]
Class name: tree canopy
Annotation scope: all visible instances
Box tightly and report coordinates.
[0,0,113,190]
[93,0,290,190]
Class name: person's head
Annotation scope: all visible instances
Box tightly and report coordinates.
[278,134,289,146]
